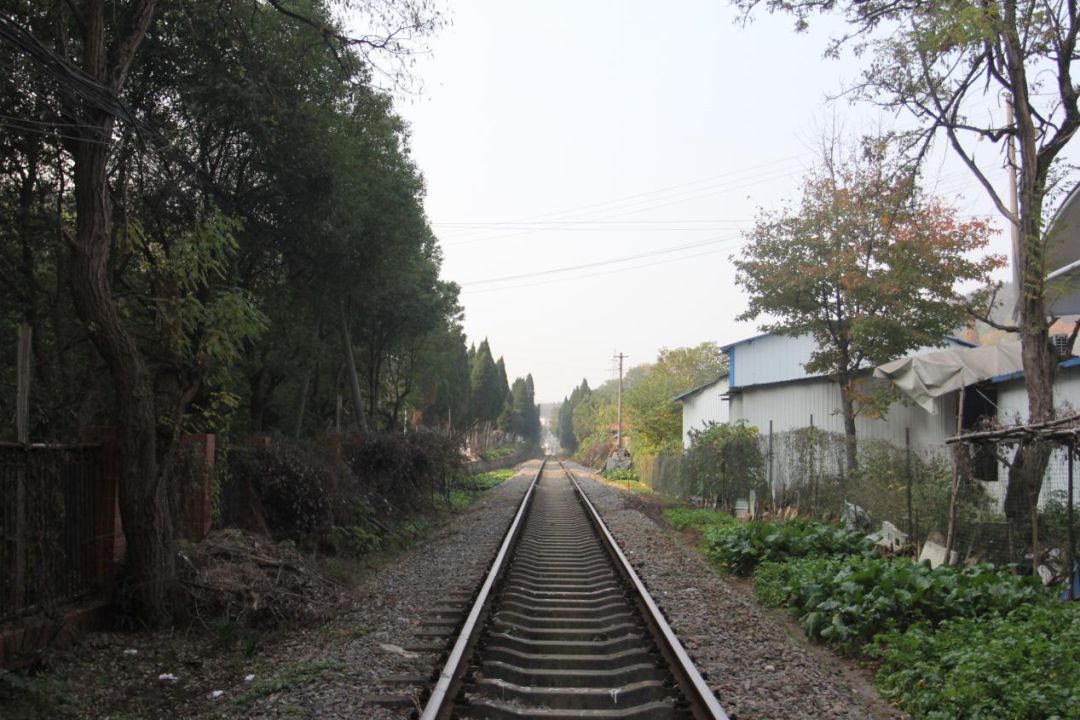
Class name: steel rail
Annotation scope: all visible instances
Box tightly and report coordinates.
[559,459,731,720]
[418,458,546,720]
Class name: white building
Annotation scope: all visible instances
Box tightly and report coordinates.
[980,357,1080,510]
[673,374,729,448]
[721,332,972,448]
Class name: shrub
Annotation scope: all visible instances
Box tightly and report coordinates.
[344,429,464,511]
[681,421,764,509]
[874,604,1080,719]
[225,444,352,546]
[224,430,465,553]
[704,520,873,576]
[603,468,639,483]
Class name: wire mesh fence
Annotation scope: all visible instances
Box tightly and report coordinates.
[643,422,1080,575]
[0,444,106,621]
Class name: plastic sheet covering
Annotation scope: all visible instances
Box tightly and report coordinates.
[873,339,1024,414]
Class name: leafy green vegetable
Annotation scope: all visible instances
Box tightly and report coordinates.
[874,603,1080,719]
[755,554,1050,655]
[704,520,873,576]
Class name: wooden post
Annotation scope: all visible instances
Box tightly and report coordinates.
[1068,438,1076,601]
[945,386,965,565]
[13,324,31,614]
[16,324,30,443]
[906,427,915,557]
[768,420,774,508]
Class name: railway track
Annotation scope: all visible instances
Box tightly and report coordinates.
[418,458,728,719]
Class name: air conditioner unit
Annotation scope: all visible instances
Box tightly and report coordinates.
[1051,333,1073,359]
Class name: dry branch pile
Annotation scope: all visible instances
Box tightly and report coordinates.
[176,529,344,628]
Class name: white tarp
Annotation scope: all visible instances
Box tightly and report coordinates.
[873,340,1024,414]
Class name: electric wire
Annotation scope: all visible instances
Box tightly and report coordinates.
[459,233,742,286]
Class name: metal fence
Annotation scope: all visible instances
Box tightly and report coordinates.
[754,427,1076,571]
[643,424,1079,576]
[0,444,107,620]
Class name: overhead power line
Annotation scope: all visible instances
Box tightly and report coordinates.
[459,243,740,295]
[459,233,742,287]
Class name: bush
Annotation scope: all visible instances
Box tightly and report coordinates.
[759,554,1050,654]
[704,520,873,576]
[224,431,465,553]
[602,468,639,483]
[344,429,464,512]
[874,603,1080,719]
[681,421,764,509]
[226,444,354,546]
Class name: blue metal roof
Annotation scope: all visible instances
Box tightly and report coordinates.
[990,355,1080,384]
[672,374,729,402]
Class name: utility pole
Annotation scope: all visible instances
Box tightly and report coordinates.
[614,352,626,449]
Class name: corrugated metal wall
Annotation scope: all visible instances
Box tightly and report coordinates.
[680,378,729,447]
[728,376,955,447]
[729,333,818,388]
[728,332,972,390]
[989,369,1080,510]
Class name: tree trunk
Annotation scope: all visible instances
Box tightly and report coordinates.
[293,360,313,439]
[70,119,175,625]
[65,0,171,626]
[838,376,858,477]
[1003,118,1056,531]
[340,302,368,432]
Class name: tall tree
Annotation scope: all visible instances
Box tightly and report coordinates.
[469,339,503,425]
[734,146,1002,472]
[733,0,1080,526]
[557,379,590,454]
[624,343,728,455]
[0,0,441,623]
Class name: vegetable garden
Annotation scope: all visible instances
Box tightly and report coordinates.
[667,513,1080,719]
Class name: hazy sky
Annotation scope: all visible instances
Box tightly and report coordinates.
[383,1,1014,402]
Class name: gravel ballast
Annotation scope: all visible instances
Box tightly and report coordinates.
[564,462,907,720]
[243,459,905,719]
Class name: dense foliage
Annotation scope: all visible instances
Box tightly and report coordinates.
[0,0,536,620]
[558,342,726,460]
[680,421,764,510]
[556,380,591,454]
[734,144,1002,473]
[226,432,470,553]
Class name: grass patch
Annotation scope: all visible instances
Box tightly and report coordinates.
[468,469,514,491]
[663,507,739,533]
[481,445,518,460]
[438,469,515,512]
[601,468,653,494]
[233,659,343,707]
